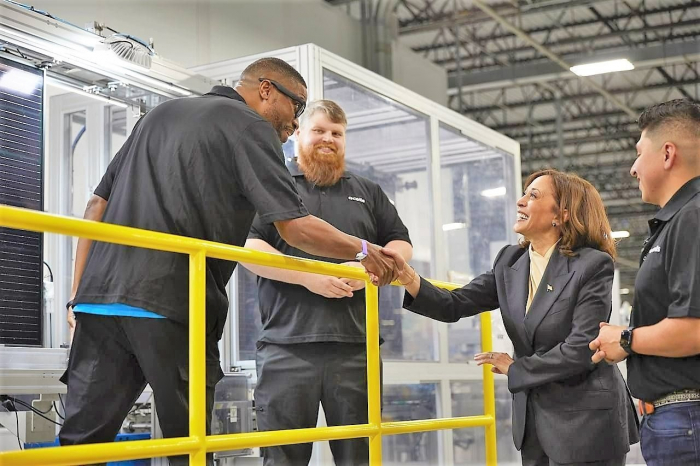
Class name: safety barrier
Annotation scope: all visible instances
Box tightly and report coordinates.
[0,205,497,466]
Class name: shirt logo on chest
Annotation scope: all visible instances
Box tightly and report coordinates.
[642,244,661,261]
[348,196,366,204]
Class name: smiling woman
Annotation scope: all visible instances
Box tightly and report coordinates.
[385,168,638,465]
[518,169,617,260]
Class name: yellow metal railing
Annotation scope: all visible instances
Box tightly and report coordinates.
[0,205,497,466]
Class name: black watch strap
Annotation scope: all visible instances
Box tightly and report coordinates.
[66,299,75,311]
[620,327,635,355]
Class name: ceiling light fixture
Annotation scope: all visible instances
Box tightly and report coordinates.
[480,186,506,197]
[610,230,630,239]
[442,223,467,231]
[570,59,634,77]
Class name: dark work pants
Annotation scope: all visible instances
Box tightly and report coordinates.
[58,313,224,466]
[521,401,626,466]
[254,342,381,466]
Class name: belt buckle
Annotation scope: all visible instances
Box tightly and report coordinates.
[637,399,654,416]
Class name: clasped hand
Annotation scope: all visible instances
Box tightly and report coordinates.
[588,322,628,364]
[302,262,366,298]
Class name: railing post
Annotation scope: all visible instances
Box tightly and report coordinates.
[0,206,500,465]
[480,312,498,466]
[365,283,382,465]
[189,250,207,465]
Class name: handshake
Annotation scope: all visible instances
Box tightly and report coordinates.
[300,244,413,299]
[356,243,410,287]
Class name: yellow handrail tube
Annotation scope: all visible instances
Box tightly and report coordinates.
[0,205,497,466]
[481,311,498,465]
[365,284,382,464]
[189,250,208,466]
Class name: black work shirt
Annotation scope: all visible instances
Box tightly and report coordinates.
[248,161,411,344]
[75,86,308,336]
[627,176,700,402]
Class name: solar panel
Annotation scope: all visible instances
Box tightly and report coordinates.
[0,57,44,346]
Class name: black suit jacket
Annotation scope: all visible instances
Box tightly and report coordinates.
[404,245,639,463]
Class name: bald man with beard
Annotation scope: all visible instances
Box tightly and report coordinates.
[242,100,413,466]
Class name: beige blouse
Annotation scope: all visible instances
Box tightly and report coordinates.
[526,241,559,313]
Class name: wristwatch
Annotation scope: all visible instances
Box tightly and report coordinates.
[620,327,635,355]
[355,239,368,261]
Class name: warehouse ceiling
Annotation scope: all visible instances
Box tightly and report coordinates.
[327,0,700,298]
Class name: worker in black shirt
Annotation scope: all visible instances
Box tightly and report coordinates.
[243,100,413,466]
[589,99,700,466]
[60,59,400,466]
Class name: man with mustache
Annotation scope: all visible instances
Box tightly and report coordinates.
[243,100,413,466]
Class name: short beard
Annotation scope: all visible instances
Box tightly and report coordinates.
[262,99,291,143]
[296,143,346,187]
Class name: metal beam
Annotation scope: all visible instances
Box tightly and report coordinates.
[412,3,696,48]
[446,38,700,91]
[524,131,639,149]
[655,67,695,101]
[440,28,700,77]
[454,72,700,115]
[471,0,637,119]
[398,0,613,35]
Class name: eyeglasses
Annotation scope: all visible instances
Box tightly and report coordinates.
[259,78,306,119]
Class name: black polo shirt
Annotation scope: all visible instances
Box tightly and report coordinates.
[627,176,700,402]
[248,160,411,344]
[74,86,309,337]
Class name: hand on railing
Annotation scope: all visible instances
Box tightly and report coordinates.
[302,274,355,298]
[338,261,366,291]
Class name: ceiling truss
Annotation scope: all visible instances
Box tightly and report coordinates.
[325,0,700,295]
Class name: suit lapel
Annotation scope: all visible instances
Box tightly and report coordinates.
[504,250,532,350]
[523,249,575,345]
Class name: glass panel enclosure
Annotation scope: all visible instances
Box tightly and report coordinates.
[382,383,441,465]
[324,69,437,362]
[439,124,517,363]
[451,380,520,466]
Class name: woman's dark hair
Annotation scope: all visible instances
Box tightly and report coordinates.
[520,169,617,259]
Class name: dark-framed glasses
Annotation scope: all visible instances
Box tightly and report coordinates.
[259,78,306,119]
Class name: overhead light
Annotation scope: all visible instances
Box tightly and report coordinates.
[480,187,506,197]
[610,230,630,239]
[46,78,129,109]
[570,59,634,77]
[95,34,154,70]
[0,69,42,95]
[443,222,466,231]
[620,288,630,295]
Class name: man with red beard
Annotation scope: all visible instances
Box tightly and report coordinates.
[243,100,413,466]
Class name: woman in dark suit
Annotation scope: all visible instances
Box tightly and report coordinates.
[384,169,639,466]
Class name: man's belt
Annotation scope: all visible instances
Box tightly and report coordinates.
[638,389,700,415]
